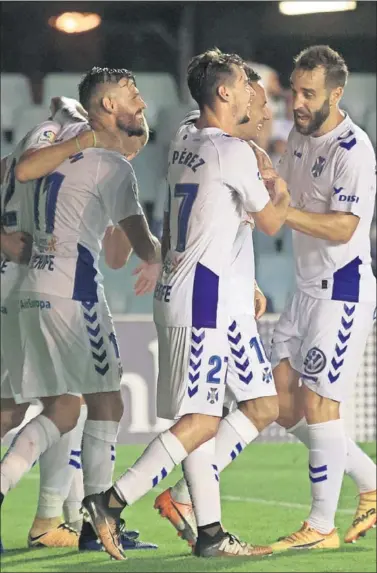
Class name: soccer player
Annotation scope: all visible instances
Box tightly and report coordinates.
[266,45,376,551]
[0,68,160,548]
[1,95,157,552]
[81,48,290,561]
[151,65,283,546]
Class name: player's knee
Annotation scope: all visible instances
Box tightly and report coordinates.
[239,395,279,431]
[191,413,220,444]
[0,403,28,437]
[84,390,124,422]
[42,394,81,434]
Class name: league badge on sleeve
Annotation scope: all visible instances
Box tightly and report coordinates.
[39,130,57,144]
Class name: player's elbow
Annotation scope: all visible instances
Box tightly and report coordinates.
[334,217,359,244]
[14,162,30,183]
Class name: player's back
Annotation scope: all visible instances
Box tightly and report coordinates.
[1,120,61,301]
[154,121,253,329]
[22,146,141,302]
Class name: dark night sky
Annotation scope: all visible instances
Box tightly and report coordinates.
[1,1,376,84]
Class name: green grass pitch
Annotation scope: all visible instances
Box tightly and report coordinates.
[1,442,376,572]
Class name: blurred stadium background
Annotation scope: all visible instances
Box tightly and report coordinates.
[1,1,376,447]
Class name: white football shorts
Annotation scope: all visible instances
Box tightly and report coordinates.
[2,292,123,401]
[156,314,276,420]
[271,289,376,402]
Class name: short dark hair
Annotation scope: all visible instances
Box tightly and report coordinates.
[244,64,261,84]
[78,67,136,110]
[187,47,246,109]
[294,45,348,89]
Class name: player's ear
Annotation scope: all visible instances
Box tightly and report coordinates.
[101,95,116,114]
[330,86,343,106]
[217,83,230,102]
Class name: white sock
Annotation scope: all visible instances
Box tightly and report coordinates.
[171,409,259,505]
[215,409,259,472]
[63,468,84,530]
[0,415,61,496]
[82,419,119,496]
[183,438,221,526]
[37,405,87,520]
[288,418,376,493]
[114,429,187,505]
[307,419,347,533]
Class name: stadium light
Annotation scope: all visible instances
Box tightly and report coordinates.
[279,2,357,16]
[48,12,101,34]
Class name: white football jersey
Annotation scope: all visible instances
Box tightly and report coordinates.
[20,145,143,300]
[229,222,256,316]
[278,113,376,303]
[1,120,61,302]
[153,117,270,328]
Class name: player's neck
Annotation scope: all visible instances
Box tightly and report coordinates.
[195,106,239,136]
[311,108,345,138]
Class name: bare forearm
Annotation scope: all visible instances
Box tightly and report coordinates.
[272,193,290,229]
[119,215,161,263]
[286,207,357,242]
[15,130,95,182]
[103,226,133,270]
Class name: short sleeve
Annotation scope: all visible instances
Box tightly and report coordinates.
[22,121,61,152]
[96,153,144,224]
[221,138,270,213]
[330,143,376,218]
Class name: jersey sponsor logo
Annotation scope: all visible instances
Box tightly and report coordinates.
[40,130,56,144]
[154,282,172,302]
[36,235,58,253]
[30,253,55,271]
[311,156,326,178]
[333,187,359,203]
[304,347,327,375]
[20,298,51,310]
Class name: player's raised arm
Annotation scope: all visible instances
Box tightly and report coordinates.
[225,139,290,236]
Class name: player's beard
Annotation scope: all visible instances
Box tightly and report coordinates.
[294,98,330,135]
[116,114,147,137]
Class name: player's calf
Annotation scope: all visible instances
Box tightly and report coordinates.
[239,395,279,432]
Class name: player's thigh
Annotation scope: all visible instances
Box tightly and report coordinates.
[270,291,303,373]
[1,297,23,395]
[301,299,376,403]
[226,315,276,403]
[18,294,122,399]
[156,325,229,420]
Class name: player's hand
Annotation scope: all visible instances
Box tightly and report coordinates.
[132,261,161,296]
[1,231,33,265]
[249,141,273,172]
[254,285,267,320]
[50,97,88,124]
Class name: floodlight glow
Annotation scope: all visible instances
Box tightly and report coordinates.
[49,12,101,34]
[279,2,357,16]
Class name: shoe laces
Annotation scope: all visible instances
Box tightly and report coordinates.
[59,523,79,537]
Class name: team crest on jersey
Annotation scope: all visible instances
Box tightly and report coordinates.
[39,130,56,144]
[311,156,326,178]
[304,347,327,375]
[207,387,219,404]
